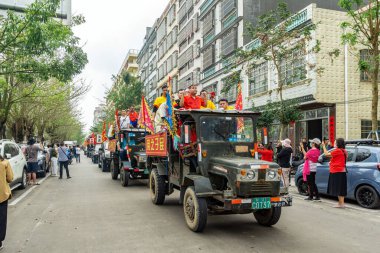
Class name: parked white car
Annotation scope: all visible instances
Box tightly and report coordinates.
[0,140,27,190]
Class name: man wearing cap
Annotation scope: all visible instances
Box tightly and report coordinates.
[277,138,293,194]
[180,84,205,109]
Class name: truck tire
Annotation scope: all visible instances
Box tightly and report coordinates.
[98,159,101,168]
[150,168,165,205]
[121,171,129,187]
[183,187,208,232]
[254,207,281,226]
[102,160,108,172]
[110,160,119,180]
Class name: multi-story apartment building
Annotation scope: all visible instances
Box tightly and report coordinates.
[199,0,341,104]
[138,25,158,105]
[93,104,106,126]
[118,49,140,77]
[227,3,380,144]
[177,0,203,90]
[156,0,179,92]
[0,0,72,24]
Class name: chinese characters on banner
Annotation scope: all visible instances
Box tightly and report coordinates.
[329,116,335,144]
[145,132,168,157]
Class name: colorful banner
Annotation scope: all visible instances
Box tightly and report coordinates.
[138,95,154,133]
[115,110,120,133]
[101,121,108,143]
[235,82,244,133]
[164,76,177,137]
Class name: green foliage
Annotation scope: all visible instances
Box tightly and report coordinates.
[254,100,303,128]
[230,2,318,137]
[0,0,88,140]
[106,72,142,111]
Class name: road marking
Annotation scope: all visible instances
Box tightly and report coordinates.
[9,174,50,206]
[291,190,380,215]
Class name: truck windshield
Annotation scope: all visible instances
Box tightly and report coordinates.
[128,132,146,146]
[200,116,254,142]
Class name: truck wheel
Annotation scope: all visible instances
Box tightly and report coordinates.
[183,187,208,232]
[110,160,119,180]
[98,159,101,168]
[121,171,129,187]
[102,160,108,172]
[150,168,165,205]
[254,207,281,226]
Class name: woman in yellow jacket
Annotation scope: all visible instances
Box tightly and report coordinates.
[0,154,13,250]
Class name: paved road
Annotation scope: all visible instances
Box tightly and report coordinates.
[3,154,380,253]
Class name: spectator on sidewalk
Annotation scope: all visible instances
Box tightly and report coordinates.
[25,138,44,185]
[322,138,347,208]
[0,154,14,250]
[50,144,58,176]
[257,143,274,162]
[301,138,321,201]
[277,138,293,193]
[58,143,71,179]
[75,145,81,163]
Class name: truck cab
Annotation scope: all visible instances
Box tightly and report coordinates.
[147,110,292,232]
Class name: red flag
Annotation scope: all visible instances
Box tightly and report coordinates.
[138,96,154,133]
[235,82,244,133]
[235,82,243,110]
[115,109,120,132]
[101,121,108,143]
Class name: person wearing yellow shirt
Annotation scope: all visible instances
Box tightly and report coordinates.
[200,90,216,110]
[0,154,14,250]
[218,98,234,110]
[153,84,168,115]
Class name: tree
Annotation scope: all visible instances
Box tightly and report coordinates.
[0,0,88,137]
[230,2,320,138]
[104,72,142,118]
[338,0,380,135]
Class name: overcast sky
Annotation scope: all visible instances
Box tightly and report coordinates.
[72,0,168,132]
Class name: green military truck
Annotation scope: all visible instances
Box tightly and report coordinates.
[147,110,292,232]
[110,128,149,187]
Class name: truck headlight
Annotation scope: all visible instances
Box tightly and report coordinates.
[247,170,256,180]
[268,170,276,179]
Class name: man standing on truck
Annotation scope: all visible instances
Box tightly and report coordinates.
[153,84,168,117]
[129,107,139,128]
[180,84,204,109]
[120,109,130,130]
[218,98,234,110]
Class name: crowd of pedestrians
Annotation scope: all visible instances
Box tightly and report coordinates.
[257,136,348,208]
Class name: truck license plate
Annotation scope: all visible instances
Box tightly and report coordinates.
[252,197,271,210]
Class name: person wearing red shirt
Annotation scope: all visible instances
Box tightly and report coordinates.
[180,84,205,109]
[257,144,274,162]
[129,106,139,128]
[322,138,347,208]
